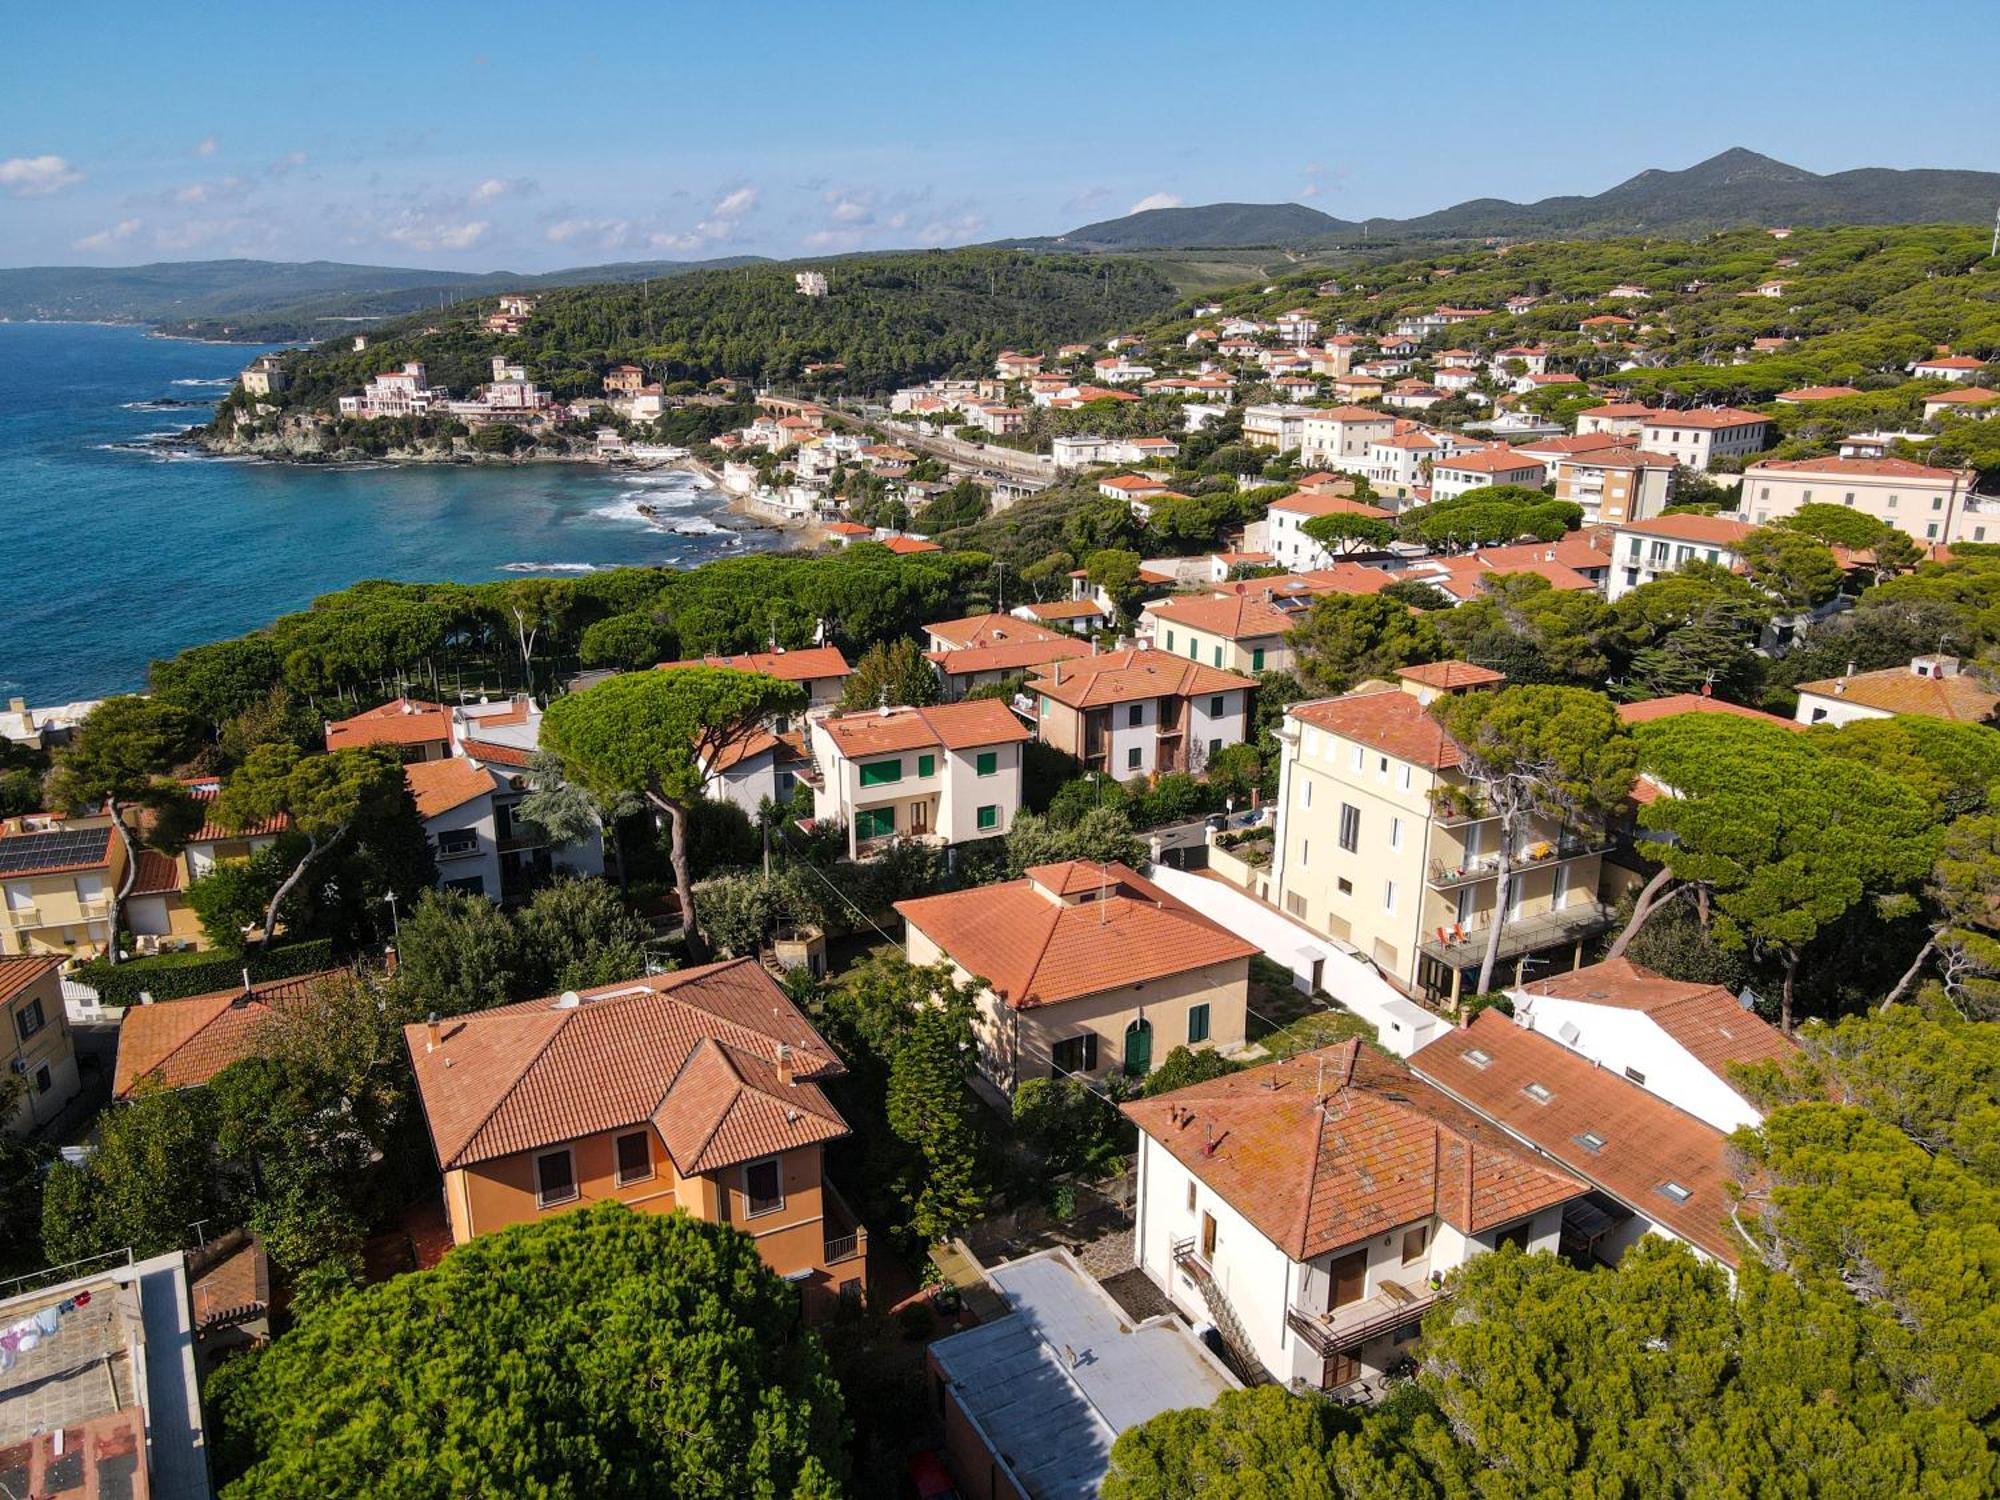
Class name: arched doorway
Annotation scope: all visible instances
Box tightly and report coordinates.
[1123,1017,1153,1077]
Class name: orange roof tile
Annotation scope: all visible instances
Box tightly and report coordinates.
[1640,407,1767,430]
[1143,590,1301,640]
[1027,648,1254,709]
[404,757,495,820]
[1745,454,1967,482]
[114,971,344,1097]
[818,699,1030,758]
[0,955,64,1005]
[657,646,853,683]
[1267,492,1392,519]
[1412,1011,1740,1264]
[927,613,1070,650]
[1123,1042,1586,1260]
[460,737,535,768]
[929,637,1095,676]
[1774,385,1863,401]
[1617,512,1755,546]
[896,862,1257,1009]
[1018,600,1110,622]
[179,777,291,841]
[1291,685,1461,770]
[1435,448,1547,476]
[1396,661,1503,690]
[880,535,943,554]
[1793,663,2000,721]
[1617,694,1799,728]
[128,849,183,896]
[325,697,452,752]
[405,959,848,1172]
[1521,958,1794,1081]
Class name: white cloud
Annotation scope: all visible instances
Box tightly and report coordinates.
[175,176,246,205]
[1128,192,1183,214]
[1300,161,1328,200]
[154,220,231,252]
[545,218,630,251]
[73,218,141,252]
[193,136,219,157]
[0,155,84,197]
[648,230,705,253]
[473,176,535,202]
[710,185,759,220]
[384,214,489,252]
[916,212,986,246]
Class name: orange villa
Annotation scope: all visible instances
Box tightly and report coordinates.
[404,958,870,1309]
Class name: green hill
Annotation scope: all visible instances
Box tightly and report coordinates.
[249,248,1180,409]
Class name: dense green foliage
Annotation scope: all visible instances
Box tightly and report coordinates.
[209,1203,847,1498]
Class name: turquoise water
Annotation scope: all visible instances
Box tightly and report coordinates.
[0,322,779,703]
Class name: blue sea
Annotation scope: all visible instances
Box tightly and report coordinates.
[0,322,780,704]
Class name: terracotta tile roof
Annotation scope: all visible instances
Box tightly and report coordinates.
[114,971,343,1097]
[179,777,292,841]
[1579,403,1661,421]
[1291,685,1461,770]
[657,646,853,683]
[1923,386,2000,406]
[1640,407,1767,430]
[1435,449,1547,476]
[929,638,1094,676]
[1142,590,1302,641]
[1479,531,1617,573]
[1567,445,1676,472]
[1746,454,1967,482]
[1123,1042,1586,1261]
[0,822,112,877]
[1101,474,1167,494]
[325,697,452,751]
[1914,355,1987,371]
[706,727,806,775]
[1617,694,1800,728]
[1029,648,1254,709]
[0,955,64,1005]
[1396,661,1503,690]
[1518,433,1632,458]
[1308,405,1394,423]
[1019,600,1109,622]
[926,613,1070,650]
[1774,385,1863,401]
[896,862,1256,1009]
[128,849,183,896]
[880,535,943,554]
[826,520,874,535]
[1618,512,1755,546]
[819,699,1030,758]
[1411,1011,1740,1265]
[1521,958,1794,1082]
[404,758,495,820]
[1793,663,2000,721]
[1267,492,1392,519]
[460,737,535,768]
[405,959,849,1172]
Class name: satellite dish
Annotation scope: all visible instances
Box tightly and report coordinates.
[555,991,582,1009]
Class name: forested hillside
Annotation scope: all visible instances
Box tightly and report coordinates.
[258,250,1178,408]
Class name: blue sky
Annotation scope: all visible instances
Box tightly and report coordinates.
[4,0,1995,271]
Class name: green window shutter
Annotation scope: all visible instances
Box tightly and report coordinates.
[1165,630,1175,651]
[859,759,902,787]
[977,804,999,831]
[917,753,936,778]
[1212,646,1222,668]
[1187,1003,1210,1044]
[1188,639,1198,661]
[856,807,895,839]
[1252,647,1265,672]
[976,751,998,776]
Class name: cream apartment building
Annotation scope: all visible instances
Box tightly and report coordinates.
[1740,455,1982,544]
[1269,664,1615,1004]
[806,700,1028,857]
[1635,409,1770,471]
[0,812,125,962]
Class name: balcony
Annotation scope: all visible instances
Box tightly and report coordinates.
[433,839,482,863]
[1419,899,1617,969]
[1,904,40,928]
[1426,835,1609,889]
[1287,1279,1444,1358]
[822,1181,868,1268]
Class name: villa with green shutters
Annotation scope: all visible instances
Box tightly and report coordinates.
[804,700,1030,858]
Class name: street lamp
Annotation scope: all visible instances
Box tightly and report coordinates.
[383,891,401,938]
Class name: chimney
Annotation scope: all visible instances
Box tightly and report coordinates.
[776,1043,795,1087]
[425,1012,441,1053]
[383,945,399,977]
[1053,660,1063,685]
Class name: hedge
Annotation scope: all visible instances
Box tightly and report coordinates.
[73,939,338,1006]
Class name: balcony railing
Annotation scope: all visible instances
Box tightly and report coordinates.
[822,1181,868,1267]
[1287,1280,1443,1358]
[1420,899,1617,968]
[1,905,40,927]
[1426,836,1609,889]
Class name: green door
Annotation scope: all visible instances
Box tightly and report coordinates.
[1123,1018,1153,1076]
[855,806,895,840]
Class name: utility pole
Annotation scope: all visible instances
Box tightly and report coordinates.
[1991,203,1999,260]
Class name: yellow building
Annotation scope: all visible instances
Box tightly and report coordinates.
[1270,664,1616,1005]
[2,955,81,1133]
[124,777,291,953]
[0,813,124,962]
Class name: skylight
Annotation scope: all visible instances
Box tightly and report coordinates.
[1462,1048,1493,1069]
[1657,1181,1693,1204]
[1575,1130,1606,1152]
[1522,1082,1553,1104]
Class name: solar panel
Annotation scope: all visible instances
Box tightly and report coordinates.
[0,826,112,877]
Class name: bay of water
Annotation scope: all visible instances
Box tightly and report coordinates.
[0,322,779,704]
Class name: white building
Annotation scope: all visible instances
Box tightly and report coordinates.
[406,758,504,902]
[1792,653,2000,727]
[1124,1041,1583,1393]
[337,361,440,419]
[1740,454,1983,544]
[795,271,829,297]
[1506,958,1793,1132]
[1428,447,1548,502]
[1299,406,1398,468]
[1605,512,1754,601]
[1243,402,1318,451]
[805,700,1029,857]
[1265,490,1396,571]
[1636,409,1770,471]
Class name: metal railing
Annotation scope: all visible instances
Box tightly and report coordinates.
[1286,1283,1443,1358]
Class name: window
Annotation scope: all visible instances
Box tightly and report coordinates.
[1389,817,1403,852]
[1657,1180,1693,1204]
[1522,1082,1553,1104]
[855,806,895,840]
[859,758,902,787]
[1336,876,1353,895]
[1338,803,1360,853]
[443,875,486,897]
[1462,1047,1493,1069]
[1209,737,1222,758]
[535,1149,578,1208]
[1165,630,1175,651]
[1212,646,1222,668]
[1575,1130,1606,1153]
[976,804,999,831]
[435,829,478,858]
[1383,880,1396,913]
[1187,1003,1210,1044]
[1302,779,1312,808]
[743,1156,784,1217]
[976,750,998,777]
[1186,1181,1197,1212]
[614,1131,653,1186]
[1624,1066,1647,1086]
[1300,839,1309,868]
[33,1064,51,1095]
[1285,891,1307,919]
[15,997,44,1041]
[917,753,936,779]
[1127,704,1144,728]
[1252,647,1266,672]
[1127,746,1142,770]
[1052,1033,1099,1075]
[1208,695,1225,717]
[1187,638,1198,661]
[1401,1225,1429,1265]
